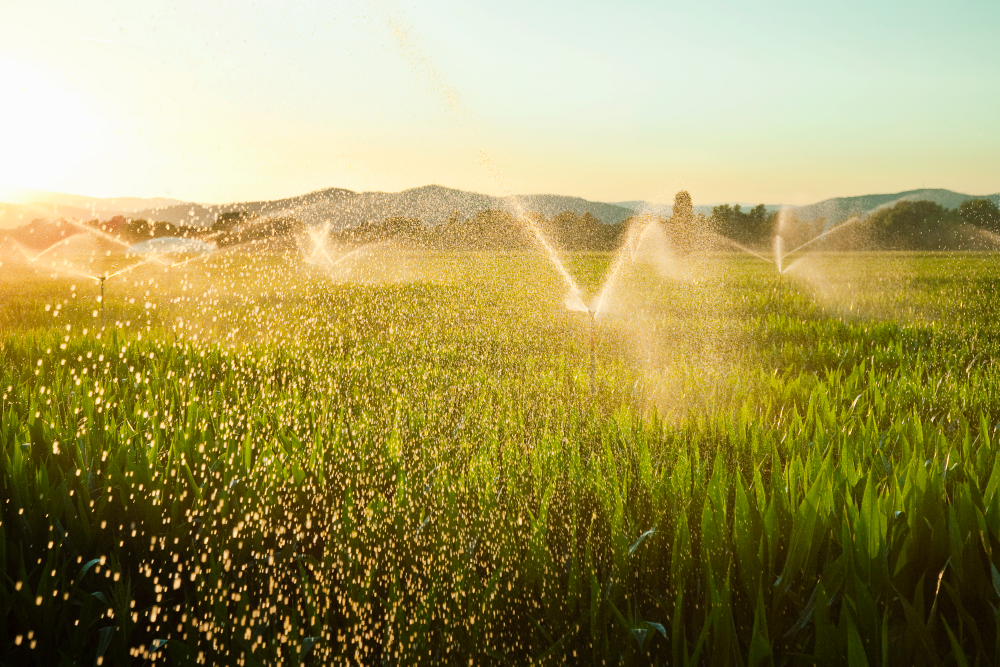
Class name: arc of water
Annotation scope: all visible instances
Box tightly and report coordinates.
[709,232,775,265]
[780,215,864,259]
[305,223,338,264]
[627,217,659,262]
[103,255,167,280]
[513,207,586,311]
[774,235,784,274]
[16,236,81,262]
[64,219,131,249]
[64,219,173,266]
[315,245,336,264]
[478,151,586,311]
[592,216,658,317]
[13,241,105,281]
[780,256,808,275]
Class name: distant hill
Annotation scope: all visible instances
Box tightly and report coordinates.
[0,190,185,229]
[615,191,1000,226]
[790,189,1000,225]
[4,185,999,233]
[133,185,636,229]
[0,218,82,250]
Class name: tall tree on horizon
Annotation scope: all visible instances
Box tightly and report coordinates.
[670,191,696,254]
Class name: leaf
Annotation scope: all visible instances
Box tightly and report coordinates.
[748,585,772,667]
[300,636,320,660]
[94,626,116,666]
[941,617,971,667]
[607,599,630,633]
[628,529,656,556]
[242,431,253,472]
[645,621,667,638]
[79,558,102,578]
[991,562,1000,600]
[846,614,870,667]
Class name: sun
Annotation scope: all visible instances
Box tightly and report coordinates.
[0,58,106,196]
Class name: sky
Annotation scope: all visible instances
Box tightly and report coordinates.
[0,0,998,206]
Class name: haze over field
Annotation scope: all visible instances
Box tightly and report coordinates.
[3,186,999,231]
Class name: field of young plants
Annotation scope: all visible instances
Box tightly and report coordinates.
[1,249,999,665]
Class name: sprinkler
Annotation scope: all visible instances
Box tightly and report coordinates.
[572,307,598,400]
[775,268,783,317]
[92,274,107,321]
[589,309,596,399]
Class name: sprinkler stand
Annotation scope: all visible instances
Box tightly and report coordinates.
[589,310,596,399]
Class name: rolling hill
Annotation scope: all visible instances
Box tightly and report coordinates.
[0,190,185,229]
[790,189,1000,224]
[2,186,998,234]
[133,185,636,229]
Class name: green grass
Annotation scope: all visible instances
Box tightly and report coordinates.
[2,249,1000,665]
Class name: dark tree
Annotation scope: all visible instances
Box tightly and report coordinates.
[670,191,696,254]
[710,203,771,246]
[867,201,959,250]
[959,199,1000,233]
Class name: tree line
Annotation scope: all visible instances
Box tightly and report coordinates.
[102,193,1000,253]
[707,198,1000,251]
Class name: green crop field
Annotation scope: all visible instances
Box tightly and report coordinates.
[2,249,1000,665]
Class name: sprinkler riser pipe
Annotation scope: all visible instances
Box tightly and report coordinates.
[776,270,783,317]
[589,312,596,399]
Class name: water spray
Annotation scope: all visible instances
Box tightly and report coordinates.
[591,216,658,318]
[781,215,864,257]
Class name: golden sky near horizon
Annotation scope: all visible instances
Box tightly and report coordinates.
[1,0,998,206]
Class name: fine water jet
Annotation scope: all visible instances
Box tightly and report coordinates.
[591,215,659,319]
[711,232,776,267]
[713,210,873,316]
[302,221,388,281]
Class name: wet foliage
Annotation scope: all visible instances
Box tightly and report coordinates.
[2,242,1000,665]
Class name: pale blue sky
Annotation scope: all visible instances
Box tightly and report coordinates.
[1,0,997,205]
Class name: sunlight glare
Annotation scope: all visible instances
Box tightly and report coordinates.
[0,58,107,195]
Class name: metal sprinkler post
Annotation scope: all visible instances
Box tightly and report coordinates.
[99,275,106,321]
[589,309,596,399]
[776,269,782,316]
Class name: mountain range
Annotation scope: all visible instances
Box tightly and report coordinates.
[1,186,998,231]
[786,189,1000,224]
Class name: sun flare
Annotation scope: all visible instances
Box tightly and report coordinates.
[0,58,106,196]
